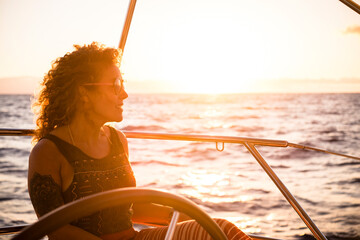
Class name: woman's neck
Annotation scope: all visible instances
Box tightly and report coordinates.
[66,113,108,149]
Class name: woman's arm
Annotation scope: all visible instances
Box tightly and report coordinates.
[28,139,65,217]
[28,139,102,240]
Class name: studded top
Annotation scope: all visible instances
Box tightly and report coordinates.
[43,126,136,236]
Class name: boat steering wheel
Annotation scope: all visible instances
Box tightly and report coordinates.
[12,188,227,240]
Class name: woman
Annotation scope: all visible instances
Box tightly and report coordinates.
[28,42,252,240]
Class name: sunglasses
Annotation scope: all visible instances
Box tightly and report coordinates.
[82,78,125,95]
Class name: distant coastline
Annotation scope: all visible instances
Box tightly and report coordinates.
[1,76,360,94]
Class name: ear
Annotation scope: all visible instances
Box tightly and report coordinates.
[78,86,89,103]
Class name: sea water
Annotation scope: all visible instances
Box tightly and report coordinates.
[0,93,359,240]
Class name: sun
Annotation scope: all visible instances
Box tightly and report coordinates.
[156,17,269,94]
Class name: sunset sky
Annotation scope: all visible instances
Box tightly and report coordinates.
[0,0,360,94]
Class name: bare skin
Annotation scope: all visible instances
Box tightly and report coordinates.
[28,65,189,239]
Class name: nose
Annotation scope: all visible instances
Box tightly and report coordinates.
[119,88,128,100]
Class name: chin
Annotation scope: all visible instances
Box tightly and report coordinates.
[105,114,123,123]
[115,115,124,122]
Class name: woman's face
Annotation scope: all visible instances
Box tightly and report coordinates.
[86,65,128,123]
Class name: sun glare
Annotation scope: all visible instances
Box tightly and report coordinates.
[157,17,269,94]
[121,1,360,94]
[178,170,254,204]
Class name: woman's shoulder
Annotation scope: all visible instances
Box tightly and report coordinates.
[104,125,128,154]
[31,126,68,156]
[29,137,66,173]
[31,138,60,157]
[116,128,127,144]
[105,125,127,142]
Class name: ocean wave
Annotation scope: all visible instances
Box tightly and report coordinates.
[317,126,338,134]
[186,197,250,212]
[270,164,290,169]
[332,178,360,185]
[122,125,167,132]
[337,203,360,209]
[229,125,265,133]
[0,111,25,122]
[266,148,323,160]
[244,188,271,194]
[324,232,360,240]
[180,148,222,161]
[296,169,318,173]
[0,112,13,119]
[318,135,344,143]
[0,168,27,176]
[131,160,186,167]
[295,196,320,206]
[0,148,30,158]
[0,160,15,169]
[139,182,158,187]
[0,198,13,202]
[294,233,317,240]
[325,161,360,167]
[0,160,27,177]
[184,194,287,214]
[227,115,260,120]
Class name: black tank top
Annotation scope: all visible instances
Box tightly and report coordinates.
[43,126,136,236]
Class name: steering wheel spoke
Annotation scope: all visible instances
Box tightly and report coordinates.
[165,209,180,240]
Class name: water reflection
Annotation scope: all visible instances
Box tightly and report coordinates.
[199,107,233,129]
[225,216,261,234]
[178,170,254,203]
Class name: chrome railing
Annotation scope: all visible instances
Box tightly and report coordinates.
[1,128,359,239]
[124,131,358,240]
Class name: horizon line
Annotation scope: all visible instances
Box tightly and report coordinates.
[1,91,360,95]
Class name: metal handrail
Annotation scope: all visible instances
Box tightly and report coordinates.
[245,143,327,240]
[1,129,360,239]
[1,129,358,160]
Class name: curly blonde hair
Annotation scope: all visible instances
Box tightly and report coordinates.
[32,42,121,143]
